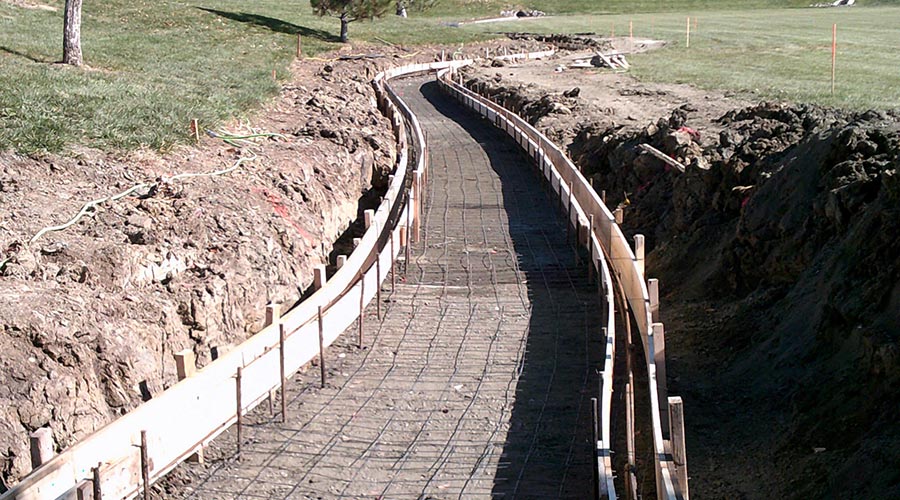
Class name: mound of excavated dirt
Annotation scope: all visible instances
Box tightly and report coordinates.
[463,65,900,498]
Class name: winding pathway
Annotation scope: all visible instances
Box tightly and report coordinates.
[175,76,603,499]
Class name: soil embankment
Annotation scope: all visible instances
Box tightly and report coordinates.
[0,51,402,490]
[464,52,900,498]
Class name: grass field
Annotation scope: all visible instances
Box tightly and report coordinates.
[1,0,899,153]
[461,6,900,110]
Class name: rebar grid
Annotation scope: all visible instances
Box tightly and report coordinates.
[176,77,603,500]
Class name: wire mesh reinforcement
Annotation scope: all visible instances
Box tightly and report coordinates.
[174,76,604,500]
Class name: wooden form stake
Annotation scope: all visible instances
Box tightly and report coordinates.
[614,207,624,225]
[336,255,347,269]
[652,322,669,436]
[317,306,326,388]
[297,34,302,58]
[364,208,375,229]
[686,17,691,48]
[634,234,645,276]
[29,427,53,470]
[279,323,287,423]
[832,24,837,95]
[648,278,660,323]
[265,302,281,328]
[189,119,200,143]
[313,264,326,290]
[235,367,242,458]
[174,349,196,381]
[669,396,690,499]
[140,431,150,500]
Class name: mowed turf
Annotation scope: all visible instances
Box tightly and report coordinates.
[460,6,900,110]
[1,0,899,153]
[0,0,483,153]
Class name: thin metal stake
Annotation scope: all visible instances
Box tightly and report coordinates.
[140,431,150,500]
[359,272,365,348]
[235,367,242,458]
[592,397,600,500]
[279,323,287,423]
[376,253,382,321]
[588,214,595,284]
[390,231,396,292]
[92,463,102,500]
[318,306,326,388]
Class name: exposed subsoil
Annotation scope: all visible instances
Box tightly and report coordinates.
[463,40,900,499]
[0,38,550,492]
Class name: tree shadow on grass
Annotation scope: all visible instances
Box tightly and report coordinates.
[0,46,49,63]
[196,8,340,43]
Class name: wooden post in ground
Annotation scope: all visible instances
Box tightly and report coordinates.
[652,322,669,435]
[669,396,689,499]
[297,34,302,58]
[29,427,53,470]
[174,349,196,381]
[317,306,326,388]
[190,119,200,143]
[313,264,326,291]
[265,302,281,328]
[140,430,150,500]
[686,17,691,48]
[648,278,660,323]
[832,24,837,95]
[634,234,645,276]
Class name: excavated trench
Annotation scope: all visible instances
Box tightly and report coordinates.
[461,69,900,498]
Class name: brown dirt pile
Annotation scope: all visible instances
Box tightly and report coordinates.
[462,71,900,497]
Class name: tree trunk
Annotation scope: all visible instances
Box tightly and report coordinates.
[62,0,83,66]
[339,14,349,43]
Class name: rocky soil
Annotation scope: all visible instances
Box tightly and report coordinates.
[0,48,400,490]
[464,52,900,498]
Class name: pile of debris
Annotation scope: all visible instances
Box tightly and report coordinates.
[812,0,854,7]
[568,52,630,70]
[500,9,546,18]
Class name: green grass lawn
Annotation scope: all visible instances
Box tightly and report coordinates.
[2,0,899,154]
[0,0,485,153]
[461,6,900,110]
